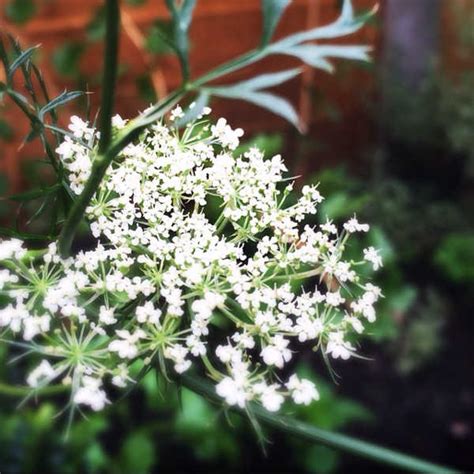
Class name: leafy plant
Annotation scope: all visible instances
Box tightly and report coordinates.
[0,1,455,473]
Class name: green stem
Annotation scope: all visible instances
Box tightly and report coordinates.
[180,373,457,474]
[0,382,67,397]
[98,0,120,154]
[192,50,263,88]
[58,0,120,258]
[266,266,324,283]
[58,151,110,256]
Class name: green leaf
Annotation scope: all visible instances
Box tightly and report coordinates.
[6,89,29,107]
[320,192,362,220]
[175,0,196,30]
[145,20,176,55]
[125,0,146,5]
[307,44,371,61]
[8,183,60,203]
[270,44,370,72]
[52,42,85,78]
[261,0,291,47]
[213,88,299,128]
[165,0,197,81]
[39,90,84,120]
[273,0,373,47]
[4,0,36,24]
[68,415,109,446]
[341,0,354,20]
[5,89,38,123]
[274,45,335,71]
[7,45,39,81]
[179,373,457,474]
[211,68,301,93]
[0,227,53,241]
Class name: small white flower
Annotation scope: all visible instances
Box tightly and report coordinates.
[111,364,130,388]
[363,246,383,271]
[254,383,284,412]
[136,302,161,325]
[343,216,369,233]
[0,238,26,260]
[170,106,184,121]
[73,376,108,411]
[27,360,57,388]
[261,335,292,369]
[112,114,127,129]
[68,115,94,139]
[99,306,117,325]
[109,329,145,359]
[345,315,364,334]
[325,290,345,307]
[286,374,319,405]
[326,332,354,360]
[211,118,244,150]
[164,344,191,373]
[216,376,249,408]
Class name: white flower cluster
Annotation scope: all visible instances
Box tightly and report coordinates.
[0,108,382,413]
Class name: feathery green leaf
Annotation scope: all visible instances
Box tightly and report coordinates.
[39,90,84,121]
[8,45,39,81]
[261,0,291,47]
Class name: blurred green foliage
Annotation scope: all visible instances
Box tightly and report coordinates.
[145,20,176,55]
[52,42,85,78]
[0,350,372,473]
[4,0,36,24]
[135,74,158,103]
[87,7,108,42]
[435,233,474,285]
[0,118,13,141]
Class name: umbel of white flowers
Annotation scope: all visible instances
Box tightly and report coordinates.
[0,106,382,413]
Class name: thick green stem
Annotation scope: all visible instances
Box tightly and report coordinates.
[180,373,457,474]
[57,0,120,257]
[98,0,120,154]
[58,152,112,256]
[57,123,142,258]
[0,382,67,397]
